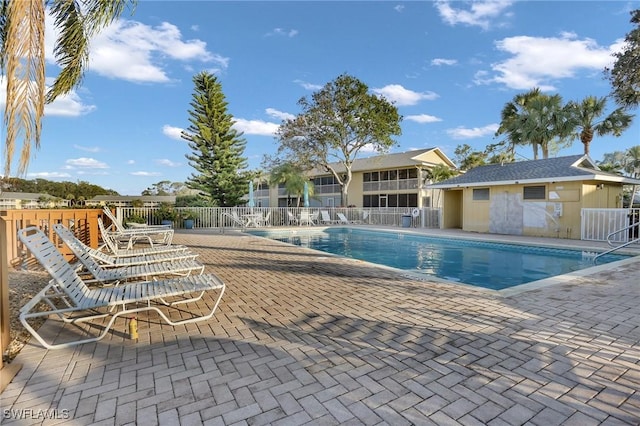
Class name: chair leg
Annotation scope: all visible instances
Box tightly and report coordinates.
[20,287,225,349]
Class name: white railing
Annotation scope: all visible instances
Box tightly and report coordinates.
[115,207,441,230]
[581,208,640,243]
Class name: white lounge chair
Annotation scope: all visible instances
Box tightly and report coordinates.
[98,218,181,255]
[102,208,174,246]
[222,211,246,228]
[103,207,170,231]
[337,213,352,225]
[54,224,205,283]
[320,210,337,225]
[18,226,225,350]
[77,222,199,267]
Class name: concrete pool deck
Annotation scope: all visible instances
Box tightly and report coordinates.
[1,228,639,425]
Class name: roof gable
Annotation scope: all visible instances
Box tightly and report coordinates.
[310,148,456,175]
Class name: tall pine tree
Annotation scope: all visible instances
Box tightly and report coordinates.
[183,72,249,207]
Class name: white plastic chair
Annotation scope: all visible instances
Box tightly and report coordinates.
[287,211,299,225]
[300,210,314,226]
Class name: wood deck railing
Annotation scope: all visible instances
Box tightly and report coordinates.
[0,209,104,381]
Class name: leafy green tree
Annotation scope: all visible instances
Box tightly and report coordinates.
[175,194,215,207]
[607,10,640,111]
[269,162,314,207]
[453,144,486,171]
[142,181,190,196]
[567,96,633,156]
[183,71,249,207]
[496,88,574,159]
[0,0,136,177]
[274,73,402,206]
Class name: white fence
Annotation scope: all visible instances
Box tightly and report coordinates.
[115,207,441,230]
[581,208,640,243]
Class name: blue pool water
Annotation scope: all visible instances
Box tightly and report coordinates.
[247,228,630,290]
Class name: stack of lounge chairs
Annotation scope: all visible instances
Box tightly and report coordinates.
[16,222,226,349]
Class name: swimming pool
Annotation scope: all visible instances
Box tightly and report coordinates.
[246,228,630,290]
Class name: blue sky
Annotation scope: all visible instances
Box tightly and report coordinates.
[3,0,640,195]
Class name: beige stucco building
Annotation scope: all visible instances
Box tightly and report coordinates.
[0,192,70,209]
[427,155,640,239]
[255,148,456,208]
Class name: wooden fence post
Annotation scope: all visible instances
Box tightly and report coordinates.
[0,215,22,392]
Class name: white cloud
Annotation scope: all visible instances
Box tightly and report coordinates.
[233,118,279,136]
[0,77,95,117]
[130,171,162,176]
[65,157,109,168]
[73,144,100,153]
[266,28,299,37]
[294,79,323,91]
[266,108,295,121]
[155,159,181,167]
[478,33,616,90]
[163,125,184,140]
[44,90,96,116]
[45,12,227,84]
[446,124,499,139]
[76,170,109,176]
[394,5,405,13]
[405,114,442,124]
[27,171,72,179]
[434,0,514,30]
[371,84,438,106]
[358,144,380,154]
[431,58,457,66]
[127,160,135,165]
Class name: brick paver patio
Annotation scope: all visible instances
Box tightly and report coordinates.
[1,229,639,425]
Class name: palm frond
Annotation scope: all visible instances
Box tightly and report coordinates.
[46,0,136,102]
[3,0,45,176]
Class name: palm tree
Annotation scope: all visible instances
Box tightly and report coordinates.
[625,145,640,178]
[519,93,574,159]
[624,145,640,207]
[496,88,542,159]
[496,88,573,159]
[269,162,312,207]
[567,96,634,156]
[424,164,458,207]
[597,162,624,175]
[0,0,136,177]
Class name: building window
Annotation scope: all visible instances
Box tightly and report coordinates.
[523,185,546,200]
[473,188,490,201]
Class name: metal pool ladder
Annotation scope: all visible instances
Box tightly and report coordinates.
[593,222,640,264]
